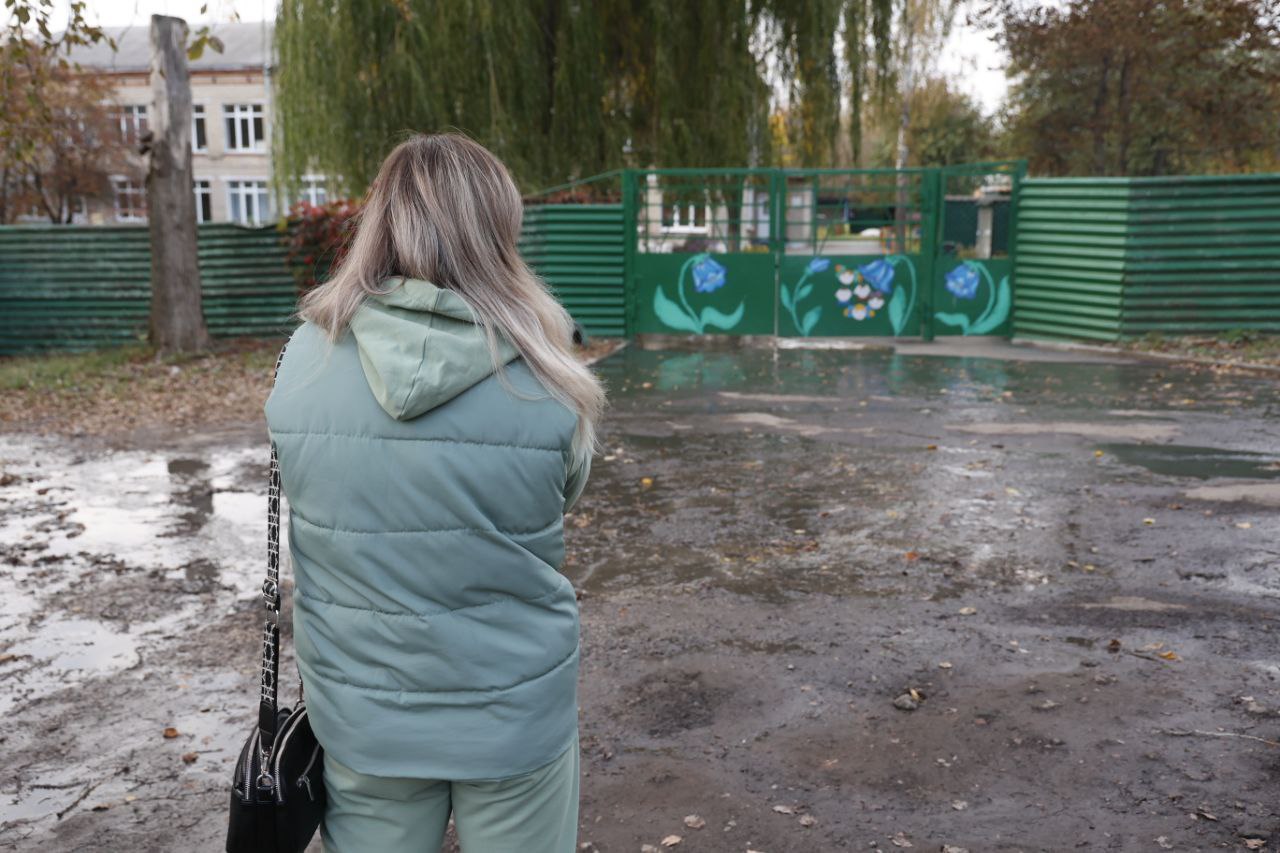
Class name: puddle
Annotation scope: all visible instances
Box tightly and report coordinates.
[1099,444,1280,480]
[0,435,274,721]
[951,421,1180,442]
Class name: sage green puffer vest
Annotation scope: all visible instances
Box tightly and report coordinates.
[263,278,589,780]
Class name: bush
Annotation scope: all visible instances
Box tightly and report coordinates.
[281,199,360,295]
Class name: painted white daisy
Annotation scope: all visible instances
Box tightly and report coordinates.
[835,287,853,303]
[854,284,872,300]
[868,294,885,311]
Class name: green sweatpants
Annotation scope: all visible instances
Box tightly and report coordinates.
[320,734,580,853]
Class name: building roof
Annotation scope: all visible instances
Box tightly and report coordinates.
[65,20,273,74]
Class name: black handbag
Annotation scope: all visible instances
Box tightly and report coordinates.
[226,342,326,853]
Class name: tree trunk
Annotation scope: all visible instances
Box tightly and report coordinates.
[147,15,211,354]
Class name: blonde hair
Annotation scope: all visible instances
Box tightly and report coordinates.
[296,132,605,465]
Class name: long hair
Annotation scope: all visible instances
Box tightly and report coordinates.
[296,132,605,465]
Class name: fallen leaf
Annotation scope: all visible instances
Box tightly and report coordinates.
[771,804,796,815]
[682,815,705,830]
[640,477,654,488]
[925,444,938,451]
[1143,518,1156,526]
[181,752,198,764]
[951,800,968,810]
[1158,650,1180,661]
[798,814,816,827]
[1244,839,1265,850]
[941,847,970,853]
[958,607,977,616]
[1005,487,1021,496]
[904,550,920,561]
[890,832,913,848]
[163,727,179,739]
[1094,450,1104,458]
[1236,522,1252,529]
[1156,838,1173,850]
[938,661,953,669]
[660,835,682,848]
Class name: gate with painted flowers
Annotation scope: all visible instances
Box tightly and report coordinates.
[622,161,1025,339]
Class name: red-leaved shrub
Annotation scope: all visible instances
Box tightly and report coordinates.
[282,199,360,296]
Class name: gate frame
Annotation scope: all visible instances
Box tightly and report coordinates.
[619,161,1026,340]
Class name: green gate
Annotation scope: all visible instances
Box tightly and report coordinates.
[616,162,1025,339]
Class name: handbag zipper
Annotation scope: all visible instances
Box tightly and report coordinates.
[270,708,308,803]
[295,741,322,801]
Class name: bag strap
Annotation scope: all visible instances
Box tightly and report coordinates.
[257,342,289,771]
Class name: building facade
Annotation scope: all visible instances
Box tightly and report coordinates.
[66,21,324,225]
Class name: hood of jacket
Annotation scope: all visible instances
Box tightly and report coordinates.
[347,277,518,420]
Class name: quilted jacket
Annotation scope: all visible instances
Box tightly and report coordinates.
[263,277,589,780]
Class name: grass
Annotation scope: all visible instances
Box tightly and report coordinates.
[0,334,619,440]
[0,337,287,440]
[1122,331,1280,367]
[0,340,282,392]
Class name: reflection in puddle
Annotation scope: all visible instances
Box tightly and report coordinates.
[0,436,274,723]
[1099,443,1280,480]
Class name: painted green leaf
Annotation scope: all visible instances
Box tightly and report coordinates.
[653,286,702,333]
[887,287,908,336]
[934,312,972,334]
[700,302,745,331]
[801,306,821,335]
[969,276,1012,335]
[780,285,793,311]
[796,282,813,302]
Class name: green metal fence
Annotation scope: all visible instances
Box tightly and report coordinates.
[1014,173,1280,341]
[519,202,627,337]
[0,224,298,355]
[602,162,1026,339]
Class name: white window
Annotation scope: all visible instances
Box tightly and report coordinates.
[194,179,212,223]
[192,105,207,152]
[223,104,265,152]
[299,175,327,207]
[227,179,272,225]
[115,105,148,146]
[112,178,146,222]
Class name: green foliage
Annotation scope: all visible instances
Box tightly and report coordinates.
[272,0,903,195]
[987,0,1280,176]
[280,199,359,293]
[866,75,995,167]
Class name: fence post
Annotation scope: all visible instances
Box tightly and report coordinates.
[918,167,943,342]
[770,168,786,338]
[1006,159,1028,338]
[621,169,637,337]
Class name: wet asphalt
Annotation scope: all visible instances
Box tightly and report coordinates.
[1,340,1278,852]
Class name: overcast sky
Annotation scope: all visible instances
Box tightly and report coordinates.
[68,0,1012,114]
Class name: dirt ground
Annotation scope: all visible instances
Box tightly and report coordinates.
[2,339,1278,852]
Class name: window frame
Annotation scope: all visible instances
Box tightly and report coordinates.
[194,179,213,224]
[225,178,273,226]
[192,104,207,152]
[111,176,146,223]
[222,103,266,153]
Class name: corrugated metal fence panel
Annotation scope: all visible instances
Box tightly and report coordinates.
[199,224,299,337]
[0,225,151,353]
[1013,179,1130,341]
[520,203,626,337]
[0,224,297,355]
[1122,175,1280,334]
